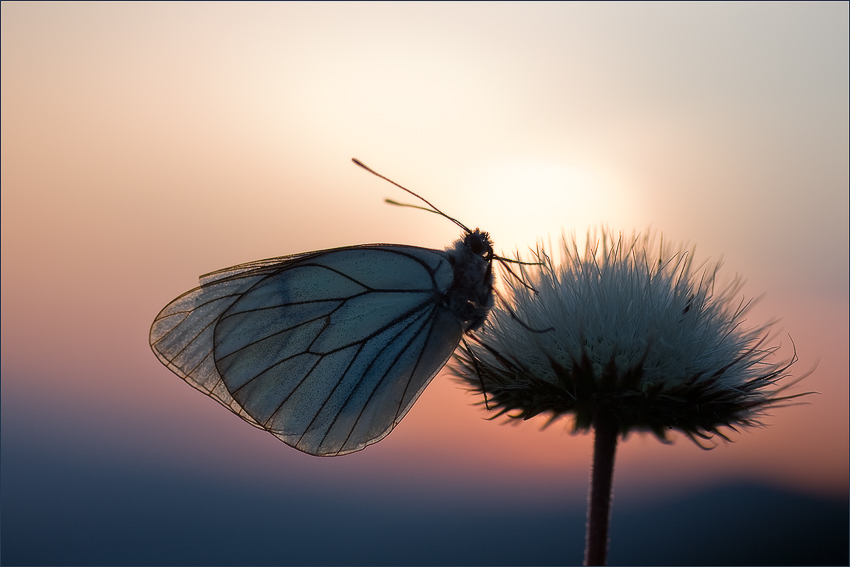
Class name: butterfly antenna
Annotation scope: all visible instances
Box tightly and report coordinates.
[384,199,445,216]
[352,158,472,233]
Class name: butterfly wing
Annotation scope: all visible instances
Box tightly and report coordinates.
[150,266,275,427]
[150,245,464,456]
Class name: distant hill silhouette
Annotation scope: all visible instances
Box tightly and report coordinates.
[3,443,847,566]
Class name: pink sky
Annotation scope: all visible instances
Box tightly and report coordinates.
[2,1,847,507]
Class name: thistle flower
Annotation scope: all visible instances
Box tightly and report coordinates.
[451,227,811,565]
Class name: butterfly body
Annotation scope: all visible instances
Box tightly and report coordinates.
[150,229,494,456]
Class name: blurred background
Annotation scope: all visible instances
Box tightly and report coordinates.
[2,3,847,565]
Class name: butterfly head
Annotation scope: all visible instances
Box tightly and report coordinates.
[464,228,494,261]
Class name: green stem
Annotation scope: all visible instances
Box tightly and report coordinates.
[584,411,619,566]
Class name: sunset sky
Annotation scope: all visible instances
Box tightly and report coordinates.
[2,2,847,564]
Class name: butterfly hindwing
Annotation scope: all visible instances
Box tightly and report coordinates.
[149,270,271,426]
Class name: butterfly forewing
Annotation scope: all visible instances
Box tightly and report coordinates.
[150,244,473,456]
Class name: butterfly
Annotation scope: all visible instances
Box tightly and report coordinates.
[150,159,502,456]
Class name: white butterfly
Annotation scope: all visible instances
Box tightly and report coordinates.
[149,160,496,456]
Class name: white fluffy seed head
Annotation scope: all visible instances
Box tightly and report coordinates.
[452,228,811,443]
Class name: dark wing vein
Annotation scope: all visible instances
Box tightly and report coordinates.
[149,271,272,427]
[300,298,440,453]
[328,301,443,453]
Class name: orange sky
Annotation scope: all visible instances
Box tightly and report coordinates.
[2,1,847,504]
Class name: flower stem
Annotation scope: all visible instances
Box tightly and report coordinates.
[585,410,619,566]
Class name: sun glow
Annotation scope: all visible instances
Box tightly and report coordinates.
[462,158,638,259]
